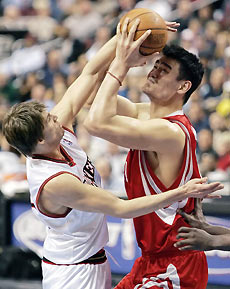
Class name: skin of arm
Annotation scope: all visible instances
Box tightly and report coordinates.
[41,176,223,219]
[175,227,230,251]
[175,199,230,251]
[50,36,117,129]
[84,19,185,153]
[83,21,180,120]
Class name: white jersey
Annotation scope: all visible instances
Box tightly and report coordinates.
[27,127,108,264]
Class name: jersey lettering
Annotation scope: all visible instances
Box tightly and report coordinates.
[83,156,98,186]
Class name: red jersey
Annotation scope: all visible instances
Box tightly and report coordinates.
[117,111,208,289]
[124,112,201,254]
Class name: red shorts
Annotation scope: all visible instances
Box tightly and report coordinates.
[115,251,208,289]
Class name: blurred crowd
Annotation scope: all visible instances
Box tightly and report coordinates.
[0,0,229,198]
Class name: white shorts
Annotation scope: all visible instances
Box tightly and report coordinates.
[42,259,111,289]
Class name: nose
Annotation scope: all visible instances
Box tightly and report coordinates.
[53,115,58,122]
[152,69,161,79]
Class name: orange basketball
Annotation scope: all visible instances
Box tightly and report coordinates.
[119,8,168,56]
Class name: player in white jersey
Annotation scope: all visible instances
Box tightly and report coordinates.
[3,30,223,289]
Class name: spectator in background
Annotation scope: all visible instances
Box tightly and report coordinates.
[18,72,38,102]
[117,0,136,17]
[41,49,68,88]
[0,5,25,30]
[0,32,46,76]
[63,0,103,44]
[215,131,230,172]
[27,0,58,42]
[187,101,210,133]
[175,0,193,31]
[0,124,27,197]
[199,152,218,177]
[179,28,198,55]
[0,0,33,13]
[197,129,217,162]
[0,73,19,105]
[187,18,202,39]
[51,73,67,104]
[209,111,228,152]
[223,47,230,79]
[30,82,55,111]
[203,67,225,100]
[198,5,213,27]
[86,26,112,60]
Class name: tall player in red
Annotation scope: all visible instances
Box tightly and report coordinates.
[85,18,209,288]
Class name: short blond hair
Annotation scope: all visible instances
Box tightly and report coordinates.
[3,101,46,156]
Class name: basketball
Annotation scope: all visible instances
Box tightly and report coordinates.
[119,8,168,56]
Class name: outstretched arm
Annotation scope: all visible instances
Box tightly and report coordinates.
[41,176,223,219]
[175,199,230,251]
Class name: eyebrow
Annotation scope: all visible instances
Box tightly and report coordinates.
[161,62,172,70]
[155,59,172,70]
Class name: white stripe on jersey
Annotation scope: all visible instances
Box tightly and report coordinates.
[139,150,178,225]
[172,120,193,186]
[137,118,197,225]
[138,151,152,196]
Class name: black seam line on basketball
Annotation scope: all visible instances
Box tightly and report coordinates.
[136,28,167,31]
[129,12,155,23]
[141,45,163,49]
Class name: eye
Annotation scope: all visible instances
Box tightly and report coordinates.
[47,114,52,123]
[160,69,168,75]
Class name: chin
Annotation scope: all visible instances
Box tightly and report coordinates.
[61,128,65,137]
[142,84,149,96]
[142,86,153,101]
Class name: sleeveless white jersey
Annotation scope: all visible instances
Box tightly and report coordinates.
[27,127,108,264]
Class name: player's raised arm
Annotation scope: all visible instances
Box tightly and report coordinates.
[84,19,185,153]
[51,36,117,130]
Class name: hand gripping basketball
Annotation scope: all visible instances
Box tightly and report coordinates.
[119,8,168,56]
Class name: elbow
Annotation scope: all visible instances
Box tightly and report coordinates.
[84,116,104,137]
[112,199,134,219]
[83,117,97,135]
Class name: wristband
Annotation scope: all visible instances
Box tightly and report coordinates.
[107,71,122,86]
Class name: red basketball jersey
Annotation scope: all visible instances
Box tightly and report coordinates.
[124,112,202,254]
[119,111,208,289]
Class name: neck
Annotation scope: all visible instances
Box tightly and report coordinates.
[149,102,183,119]
[33,146,64,160]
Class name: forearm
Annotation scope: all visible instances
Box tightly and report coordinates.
[202,223,230,235]
[85,59,128,131]
[84,70,107,108]
[57,37,117,122]
[53,173,186,219]
[207,233,230,251]
[82,36,117,76]
[116,186,185,218]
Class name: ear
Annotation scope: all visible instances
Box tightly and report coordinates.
[38,138,45,144]
[177,80,192,95]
